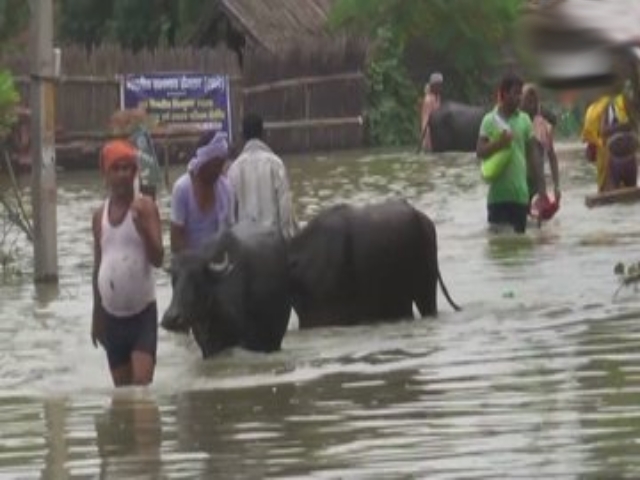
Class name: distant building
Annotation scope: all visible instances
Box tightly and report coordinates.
[187,0,339,68]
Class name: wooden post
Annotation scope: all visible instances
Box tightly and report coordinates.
[304,84,310,151]
[30,0,58,282]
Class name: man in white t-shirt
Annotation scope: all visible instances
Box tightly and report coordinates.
[227,114,297,238]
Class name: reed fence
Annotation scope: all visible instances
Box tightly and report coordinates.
[242,37,369,153]
[2,40,369,167]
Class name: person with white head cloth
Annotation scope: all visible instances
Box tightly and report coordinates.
[420,71,444,152]
[170,131,236,254]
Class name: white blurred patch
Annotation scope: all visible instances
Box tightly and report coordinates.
[538,49,613,80]
[520,0,640,92]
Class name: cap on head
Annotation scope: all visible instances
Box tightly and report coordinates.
[429,72,444,85]
[100,139,138,173]
[523,82,538,96]
[187,131,229,174]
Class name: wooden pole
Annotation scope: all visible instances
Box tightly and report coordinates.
[30,0,58,282]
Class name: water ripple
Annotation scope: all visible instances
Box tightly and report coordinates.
[1,146,640,478]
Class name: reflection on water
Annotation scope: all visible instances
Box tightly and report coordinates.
[2,144,640,478]
[95,392,162,479]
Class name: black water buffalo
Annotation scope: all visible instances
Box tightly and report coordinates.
[429,101,487,153]
[161,223,291,358]
[288,199,460,328]
[429,101,558,153]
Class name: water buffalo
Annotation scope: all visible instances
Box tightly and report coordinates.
[161,223,291,358]
[429,101,487,153]
[429,101,558,153]
[288,199,461,328]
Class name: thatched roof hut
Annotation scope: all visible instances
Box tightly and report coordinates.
[190,0,339,54]
[220,0,336,52]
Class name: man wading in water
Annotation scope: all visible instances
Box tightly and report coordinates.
[92,140,164,386]
[170,131,235,254]
[163,131,236,333]
[420,72,444,152]
[476,73,547,234]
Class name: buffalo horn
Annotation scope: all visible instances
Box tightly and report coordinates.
[208,252,233,274]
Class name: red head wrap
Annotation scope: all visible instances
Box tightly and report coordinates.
[100,140,138,173]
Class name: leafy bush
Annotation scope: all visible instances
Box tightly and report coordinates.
[0,70,19,140]
[365,27,420,147]
[0,69,29,279]
[329,0,527,145]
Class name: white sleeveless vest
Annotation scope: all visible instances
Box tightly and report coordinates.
[97,199,155,317]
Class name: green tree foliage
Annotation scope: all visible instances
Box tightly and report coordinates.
[106,0,179,50]
[366,27,419,147]
[0,70,19,140]
[329,0,523,64]
[56,0,115,48]
[329,0,526,146]
[0,0,30,48]
[56,0,205,50]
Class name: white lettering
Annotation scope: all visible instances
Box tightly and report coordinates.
[151,78,180,91]
[180,76,203,90]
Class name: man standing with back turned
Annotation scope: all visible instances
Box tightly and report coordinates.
[228,113,297,238]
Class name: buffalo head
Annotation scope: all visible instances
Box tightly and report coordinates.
[161,245,242,358]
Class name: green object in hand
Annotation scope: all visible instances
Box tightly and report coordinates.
[482,147,512,183]
[480,111,512,183]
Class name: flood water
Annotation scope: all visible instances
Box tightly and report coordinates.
[2,145,640,479]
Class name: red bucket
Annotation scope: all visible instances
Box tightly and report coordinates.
[530,193,560,221]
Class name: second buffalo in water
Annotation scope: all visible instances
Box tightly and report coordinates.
[288,199,460,328]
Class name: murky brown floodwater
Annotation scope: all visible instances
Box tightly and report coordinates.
[2,144,640,479]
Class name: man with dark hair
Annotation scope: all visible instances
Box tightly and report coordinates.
[227,113,296,238]
[92,140,164,386]
[476,73,547,233]
[242,113,264,140]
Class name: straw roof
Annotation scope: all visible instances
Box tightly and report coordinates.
[195,0,338,53]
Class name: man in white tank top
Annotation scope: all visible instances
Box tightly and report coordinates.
[92,139,164,387]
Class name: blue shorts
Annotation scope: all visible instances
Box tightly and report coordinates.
[104,302,157,370]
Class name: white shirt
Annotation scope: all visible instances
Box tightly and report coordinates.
[227,139,297,238]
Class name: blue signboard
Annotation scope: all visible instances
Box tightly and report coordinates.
[121,73,232,140]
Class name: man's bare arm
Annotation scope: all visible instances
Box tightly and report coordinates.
[91,208,105,348]
[131,196,164,268]
[547,138,561,197]
[527,138,546,197]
